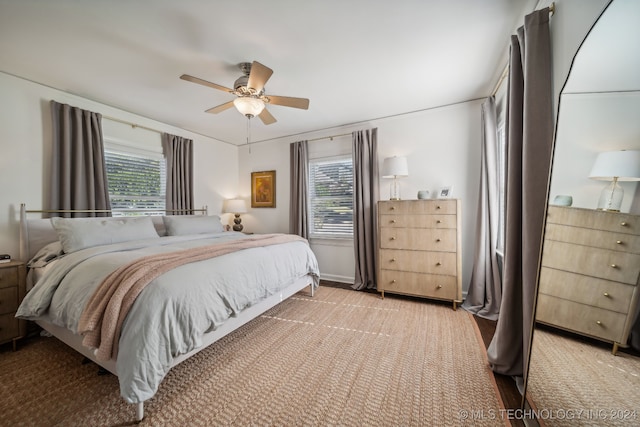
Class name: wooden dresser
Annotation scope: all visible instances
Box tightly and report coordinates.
[0,260,27,351]
[536,206,640,354]
[377,199,462,309]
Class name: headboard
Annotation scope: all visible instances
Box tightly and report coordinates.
[19,204,208,262]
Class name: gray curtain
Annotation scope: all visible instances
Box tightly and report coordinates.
[462,96,502,320]
[289,140,309,238]
[487,8,553,378]
[162,133,194,214]
[49,101,111,218]
[352,128,379,291]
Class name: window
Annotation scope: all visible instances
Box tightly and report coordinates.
[104,142,166,215]
[308,156,353,238]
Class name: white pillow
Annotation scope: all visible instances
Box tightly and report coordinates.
[163,215,224,236]
[51,216,159,253]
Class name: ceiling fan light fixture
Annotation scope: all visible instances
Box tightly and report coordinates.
[233,97,265,118]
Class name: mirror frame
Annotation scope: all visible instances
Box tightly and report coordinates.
[520,0,615,409]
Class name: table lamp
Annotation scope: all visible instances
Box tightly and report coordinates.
[589,150,640,211]
[224,199,248,231]
[382,156,409,200]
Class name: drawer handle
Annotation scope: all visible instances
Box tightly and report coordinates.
[436,285,442,289]
[596,320,603,326]
[436,262,442,266]
[390,237,396,241]
[390,206,396,211]
[603,292,610,298]
[390,258,396,262]
[616,240,623,245]
[436,239,441,243]
[391,279,396,284]
[610,264,618,269]
[620,221,627,227]
[436,205,441,210]
[390,220,396,224]
[436,220,442,224]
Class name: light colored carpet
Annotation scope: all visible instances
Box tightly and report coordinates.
[0,286,505,426]
[527,328,640,427]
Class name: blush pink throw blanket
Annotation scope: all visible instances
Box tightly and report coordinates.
[77,233,305,361]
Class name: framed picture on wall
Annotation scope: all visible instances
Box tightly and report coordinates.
[251,170,276,208]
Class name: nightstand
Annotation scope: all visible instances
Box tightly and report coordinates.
[0,260,26,351]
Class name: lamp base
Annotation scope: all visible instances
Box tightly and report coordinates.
[232,214,244,232]
[596,179,623,212]
[389,179,401,200]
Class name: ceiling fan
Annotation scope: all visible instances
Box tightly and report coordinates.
[180,61,309,125]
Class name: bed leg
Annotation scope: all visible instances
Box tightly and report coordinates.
[310,283,315,297]
[136,402,144,422]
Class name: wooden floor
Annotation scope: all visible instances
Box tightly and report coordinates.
[473,315,526,427]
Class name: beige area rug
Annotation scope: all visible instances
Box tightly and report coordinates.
[526,329,640,427]
[0,286,505,426]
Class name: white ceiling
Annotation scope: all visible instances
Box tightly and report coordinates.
[0,0,537,146]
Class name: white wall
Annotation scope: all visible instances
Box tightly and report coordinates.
[0,71,239,259]
[239,100,482,292]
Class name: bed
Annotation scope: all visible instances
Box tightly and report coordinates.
[15,204,319,421]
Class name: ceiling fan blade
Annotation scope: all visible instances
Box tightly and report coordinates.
[180,74,234,93]
[247,61,273,93]
[205,101,235,114]
[258,108,277,125]
[266,95,309,110]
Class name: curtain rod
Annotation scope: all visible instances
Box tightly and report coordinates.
[307,132,352,143]
[103,115,163,134]
[490,2,555,97]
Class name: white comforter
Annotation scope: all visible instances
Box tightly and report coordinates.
[16,232,319,403]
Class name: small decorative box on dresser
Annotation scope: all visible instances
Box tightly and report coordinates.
[536,206,640,354]
[377,199,462,309]
[0,260,26,351]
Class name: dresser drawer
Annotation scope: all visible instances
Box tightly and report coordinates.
[0,266,18,289]
[547,206,639,235]
[544,223,640,254]
[542,240,640,285]
[0,312,21,342]
[379,200,457,215]
[539,268,635,314]
[536,294,627,343]
[379,249,457,275]
[378,270,458,300]
[379,214,457,229]
[0,286,18,315]
[380,228,456,252]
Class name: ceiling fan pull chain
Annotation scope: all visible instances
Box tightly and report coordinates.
[247,117,251,153]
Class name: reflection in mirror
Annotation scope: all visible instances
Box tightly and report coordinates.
[525,0,640,424]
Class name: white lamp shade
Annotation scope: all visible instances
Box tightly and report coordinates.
[233,97,265,117]
[589,150,640,181]
[224,199,247,214]
[381,156,409,178]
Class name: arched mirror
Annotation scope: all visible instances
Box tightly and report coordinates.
[524,0,640,422]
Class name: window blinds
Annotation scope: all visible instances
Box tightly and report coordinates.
[308,157,353,237]
[104,150,166,212]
